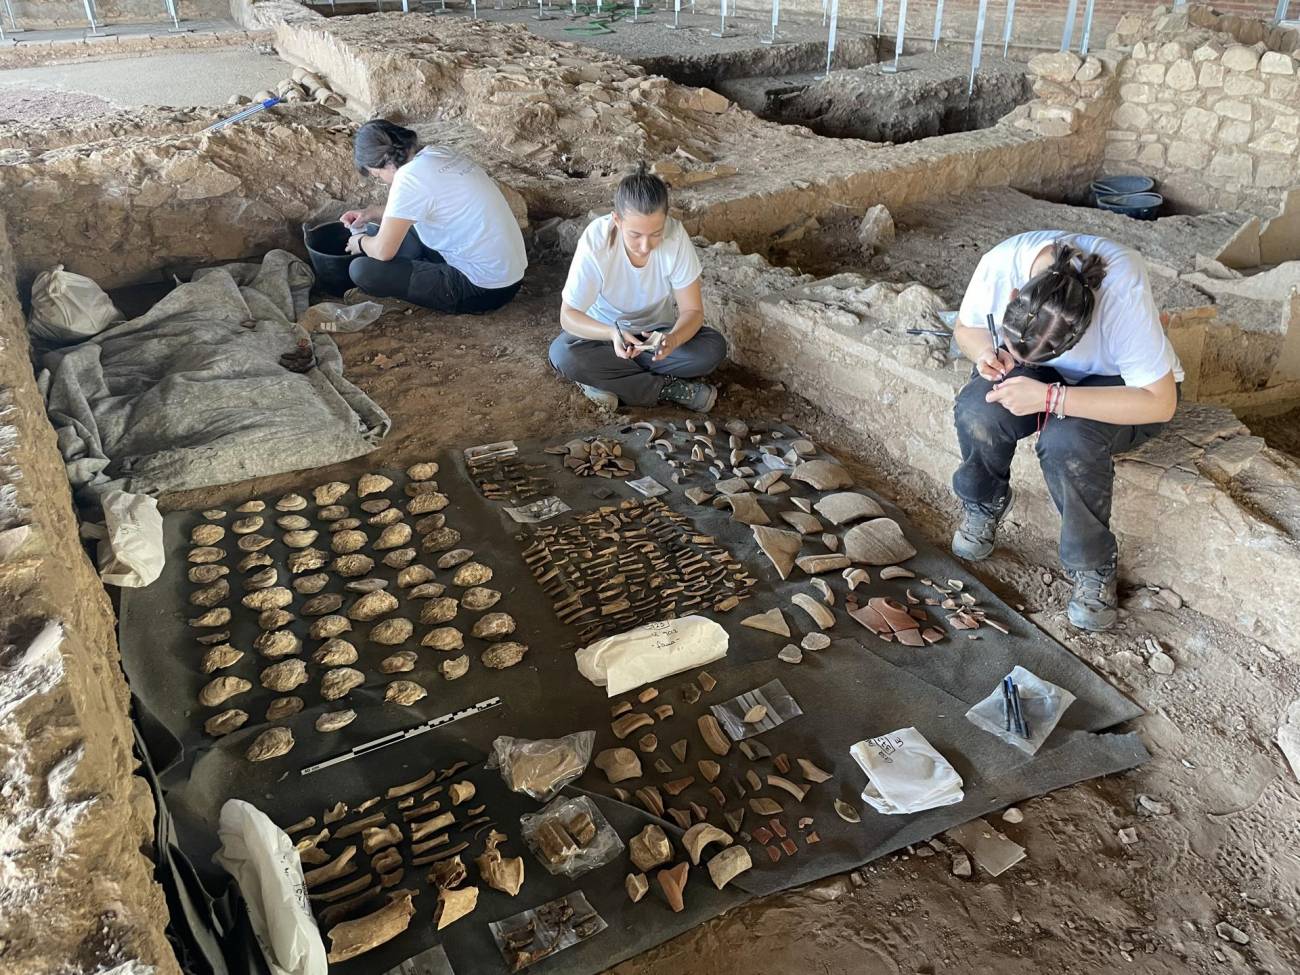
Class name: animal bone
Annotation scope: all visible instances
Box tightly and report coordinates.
[658,863,689,913]
[325,890,416,963]
[476,831,524,896]
[697,715,732,756]
[362,824,403,854]
[449,782,476,806]
[306,846,357,888]
[246,727,294,762]
[635,786,665,817]
[435,886,478,930]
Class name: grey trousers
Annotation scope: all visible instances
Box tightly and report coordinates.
[548,327,728,407]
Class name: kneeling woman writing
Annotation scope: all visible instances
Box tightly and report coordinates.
[549,164,727,413]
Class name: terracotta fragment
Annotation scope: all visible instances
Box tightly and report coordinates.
[843,518,917,565]
[536,820,580,864]
[790,459,853,491]
[751,525,803,580]
[698,760,721,783]
[801,633,831,651]
[767,775,809,802]
[671,739,688,762]
[726,493,770,526]
[261,658,308,692]
[612,712,655,740]
[481,642,527,669]
[778,511,824,535]
[638,734,658,754]
[774,754,790,774]
[797,554,851,575]
[658,863,689,913]
[625,872,649,903]
[745,769,763,792]
[662,776,694,796]
[683,823,733,865]
[595,747,642,784]
[371,618,414,645]
[266,697,304,721]
[698,715,731,756]
[706,845,752,890]
[797,758,833,783]
[699,672,717,692]
[204,709,248,737]
[635,786,665,818]
[791,593,835,630]
[879,565,914,580]
[667,808,693,830]
[321,667,365,700]
[740,608,790,637]
[429,854,465,890]
[748,797,784,816]
[247,727,294,762]
[724,808,745,834]
[778,644,803,664]
[385,680,427,705]
[834,799,861,823]
[681,682,701,704]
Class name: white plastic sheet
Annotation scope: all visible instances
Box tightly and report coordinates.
[28,264,122,345]
[574,615,728,697]
[214,799,327,975]
[851,727,965,815]
[96,490,165,588]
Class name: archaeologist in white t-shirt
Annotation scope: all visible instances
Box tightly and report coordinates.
[951,230,1180,631]
[549,164,727,413]
[340,119,527,314]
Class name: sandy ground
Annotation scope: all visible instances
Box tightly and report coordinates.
[164,251,1300,975]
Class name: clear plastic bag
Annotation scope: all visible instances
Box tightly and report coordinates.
[710,678,803,742]
[965,665,1076,756]
[487,732,595,801]
[489,891,607,972]
[519,795,623,879]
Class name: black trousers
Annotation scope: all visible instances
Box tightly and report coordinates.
[349,228,521,315]
[952,365,1167,571]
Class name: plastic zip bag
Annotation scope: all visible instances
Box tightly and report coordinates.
[489,891,607,972]
[519,795,624,878]
[965,665,1076,756]
[487,731,595,801]
[710,678,803,742]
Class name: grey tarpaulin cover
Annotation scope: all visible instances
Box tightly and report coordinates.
[37,250,389,506]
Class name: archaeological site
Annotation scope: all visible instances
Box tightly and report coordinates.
[1,0,1298,972]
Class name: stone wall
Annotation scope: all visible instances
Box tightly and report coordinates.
[1103,6,1300,214]
[6,0,227,28]
[0,216,180,975]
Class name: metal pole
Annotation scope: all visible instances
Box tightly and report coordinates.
[665,0,684,28]
[163,0,190,31]
[1274,0,1289,22]
[1079,0,1096,53]
[874,0,883,35]
[83,0,109,35]
[968,0,988,95]
[760,0,780,44]
[881,0,907,72]
[1060,0,1079,51]
[817,0,839,79]
[3,0,25,32]
[535,0,552,19]
[822,0,827,27]
[931,0,943,50]
[712,0,735,37]
[1001,0,1015,56]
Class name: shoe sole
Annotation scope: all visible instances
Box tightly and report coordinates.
[951,532,993,562]
[690,385,718,413]
[1067,604,1117,632]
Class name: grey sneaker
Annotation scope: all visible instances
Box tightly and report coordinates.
[578,383,619,411]
[659,378,718,413]
[1067,561,1119,631]
[951,493,1012,561]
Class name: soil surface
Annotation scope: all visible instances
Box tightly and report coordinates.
[167,252,1300,975]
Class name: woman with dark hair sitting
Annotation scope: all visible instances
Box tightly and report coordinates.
[548,163,727,413]
[950,231,1180,631]
[340,119,527,314]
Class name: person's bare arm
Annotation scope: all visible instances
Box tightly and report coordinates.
[986,371,1177,425]
[345,215,414,261]
[340,204,385,230]
[954,320,1015,382]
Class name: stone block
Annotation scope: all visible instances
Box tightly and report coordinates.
[1193,43,1223,62]
[857,205,894,252]
[1269,76,1299,100]
[1030,103,1076,124]
[1075,56,1103,82]
[1198,62,1225,88]
[1223,73,1266,97]
[1260,51,1295,76]
[1115,12,1144,34]
[1119,82,1153,103]
[1112,103,1151,129]
[1165,59,1197,91]
[1106,129,1138,141]
[1153,112,1181,136]
[1167,140,1212,169]
[1105,140,1139,162]
[1135,62,1166,84]
[1251,130,1300,156]
[1214,99,1253,122]
[1218,120,1252,145]
[1132,41,1149,61]
[1222,45,1261,73]
[1137,143,1166,168]
[1139,132,1158,143]
[1272,114,1299,136]
[1179,106,1220,142]
[1209,150,1254,184]
[1028,51,1082,83]
[1255,158,1295,188]
[1158,42,1187,63]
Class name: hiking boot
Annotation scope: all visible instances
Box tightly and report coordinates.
[658,378,717,413]
[578,383,619,411]
[1067,561,1119,631]
[951,492,1012,562]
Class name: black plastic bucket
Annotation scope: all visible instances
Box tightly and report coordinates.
[303,221,357,296]
[1089,175,1155,206]
[1096,191,1164,220]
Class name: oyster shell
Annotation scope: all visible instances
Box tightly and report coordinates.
[288,548,328,573]
[314,481,350,507]
[195,630,229,645]
[436,549,474,570]
[405,480,441,497]
[360,498,391,514]
[188,564,229,584]
[202,508,226,520]
[408,582,446,600]
[397,565,435,588]
[266,696,304,720]
[368,508,402,526]
[380,650,418,674]
[439,655,469,680]
[204,709,248,737]
[310,615,352,640]
[242,586,292,611]
[385,680,427,706]
[331,530,368,555]
[246,727,294,762]
[201,644,244,673]
[188,546,225,564]
[235,500,265,513]
[332,554,374,578]
[317,504,349,522]
[482,642,527,670]
[345,578,388,593]
[189,607,231,628]
[237,533,273,552]
[244,567,279,591]
[232,516,264,534]
[321,667,365,700]
[381,548,417,569]
[358,473,393,497]
[313,638,359,666]
[375,524,412,551]
[284,529,320,549]
[407,461,439,480]
[370,618,414,646]
[421,527,461,552]
[407,493,450,516]
[302,593,344,616]
[329,517,362,532]
[471,612,516,640]
[238,552,274,572]
[254,629,301,658]
[191,524,225,546]
[461,587,501,611]
[348,590,399,621]
[190,580,229,608]
[316,709,357,733]
[420,597,459,625]
[198,675,251,707]
[415,514,446,533]
[275,493,308,512]
[261,658,308,692]
[258,608,295,630]
[277,514,312,531]
[452,562,492,587]
[421,627,464,651]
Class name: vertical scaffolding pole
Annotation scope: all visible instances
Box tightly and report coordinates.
[881,0,907,72]
[874,0,883,35]
[760,0,780,44]
[1,0,22,32]
[712,0,735,37]
[818,0,839,79]
[1060,0,1079,51]
[968,0,988,95]
[1079,0,1096,53]
[1001,0,1016,56]
[164,0,190,31]
[931,0,943,50]
[1274,0,1290,22]
[665,0,684,28]
[83,0,109,36]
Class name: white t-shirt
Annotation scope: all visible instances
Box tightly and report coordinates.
[957,230,1182,387]
[561,213,702,328]
[383,146,527,289]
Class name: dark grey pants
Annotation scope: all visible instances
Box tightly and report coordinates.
[350,228,521,315]
[548,327,728,407]
[952,366,1167,571]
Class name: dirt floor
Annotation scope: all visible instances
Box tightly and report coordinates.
[163,247,1300,975]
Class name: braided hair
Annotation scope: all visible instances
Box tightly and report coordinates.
[1000,243,1108,363]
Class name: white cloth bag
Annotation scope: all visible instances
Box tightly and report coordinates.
[851,727,965,815]
[95,490,165,587]
[574,615,728,697]
[28,264,122,345]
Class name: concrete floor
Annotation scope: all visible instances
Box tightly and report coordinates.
[0,48,288,111]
